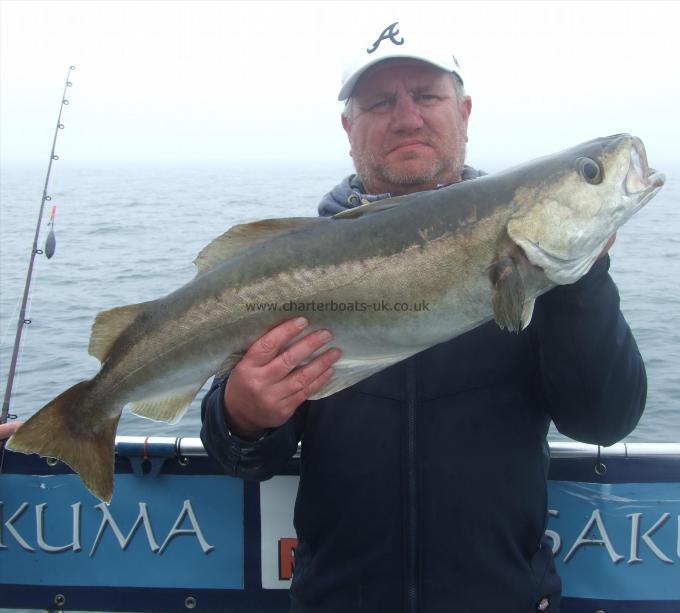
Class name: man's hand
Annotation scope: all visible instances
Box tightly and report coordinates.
[224,317,341,439]
[0,420,23,441]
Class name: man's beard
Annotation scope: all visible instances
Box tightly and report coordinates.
[381,156,445,187]
[353,143,467,195]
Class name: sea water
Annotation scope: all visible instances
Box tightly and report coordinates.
[1,161,678,442]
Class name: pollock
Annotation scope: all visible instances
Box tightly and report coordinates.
[8,134,665,502]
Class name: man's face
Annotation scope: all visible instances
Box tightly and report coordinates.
[342,60,472,196]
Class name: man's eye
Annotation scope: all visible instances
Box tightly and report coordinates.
[415,94,439,104]
[368,99,390,111]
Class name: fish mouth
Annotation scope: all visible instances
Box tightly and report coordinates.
[624,137,665,207]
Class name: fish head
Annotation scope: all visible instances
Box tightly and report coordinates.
[507,134,665,285]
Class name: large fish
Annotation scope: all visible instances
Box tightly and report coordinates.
[7,134,664,502]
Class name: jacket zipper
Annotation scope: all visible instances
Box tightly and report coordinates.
[406,357,418,613]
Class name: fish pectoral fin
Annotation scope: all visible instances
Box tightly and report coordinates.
[521,299,536,330]
[490,255,526,333]
[129,380,208,424]
[89,302,151,362]
[194,217,321,275]
[308,354,416,400]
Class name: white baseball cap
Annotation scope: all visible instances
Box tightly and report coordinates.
[338,20,464,101]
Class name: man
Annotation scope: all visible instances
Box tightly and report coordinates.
[201,21,646,613]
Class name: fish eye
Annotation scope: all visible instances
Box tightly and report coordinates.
[576,157,602,184]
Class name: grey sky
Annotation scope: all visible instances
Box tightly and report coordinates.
[1,0,678,169]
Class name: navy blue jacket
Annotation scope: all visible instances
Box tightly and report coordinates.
[201,172,646,613]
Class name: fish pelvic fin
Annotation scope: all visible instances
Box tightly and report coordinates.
[490,255,531,333]
[6,380,120,503]
[194,217,321,275]
[89,302,150,362]
[129,379,209,424]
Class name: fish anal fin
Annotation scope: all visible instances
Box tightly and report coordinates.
[89,302,149,362]
[7,380,120,503]
[490,255,526,332]
[309,353,417,400]
[216,351,245,380]
[194,217,320,275]
[129,380,208,424]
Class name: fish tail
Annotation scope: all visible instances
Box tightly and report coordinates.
[7,380,120,503]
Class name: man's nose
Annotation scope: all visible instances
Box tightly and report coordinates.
[389,94,424,132]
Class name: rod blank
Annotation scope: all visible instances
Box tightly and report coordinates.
[1,66,76,425]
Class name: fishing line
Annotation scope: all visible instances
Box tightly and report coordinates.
[1,263,38,426]
[0,295,31,461]
[5,290,35,397]
[0,297,23,348]
[1,65,76,426]
[1,237,48,349]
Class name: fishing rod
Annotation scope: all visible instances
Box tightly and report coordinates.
[1,65,76,426]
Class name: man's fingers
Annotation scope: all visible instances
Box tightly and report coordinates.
[243,317,309,367]
[0,420,23,440]
[276,346,342,398]
[279,365,336,413]
[272,329,336,378]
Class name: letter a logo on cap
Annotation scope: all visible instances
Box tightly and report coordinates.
[366,22,404,54]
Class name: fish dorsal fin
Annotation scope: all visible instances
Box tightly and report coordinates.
[332,199,400,220]
[194,217,320,275]
[89,302,149,362]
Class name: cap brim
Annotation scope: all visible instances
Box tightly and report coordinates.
[338,54,462,101]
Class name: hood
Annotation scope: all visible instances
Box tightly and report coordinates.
[317,165,487,217]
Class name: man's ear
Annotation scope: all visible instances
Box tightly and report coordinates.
[341,113,351,137]
[461,96,472,126]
